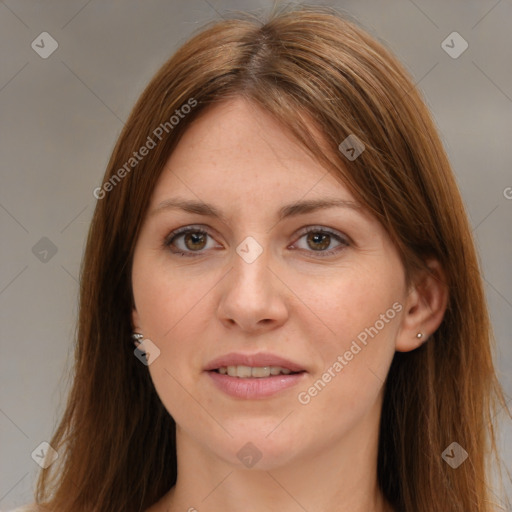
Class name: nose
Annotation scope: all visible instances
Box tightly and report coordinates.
[216,241,289,333]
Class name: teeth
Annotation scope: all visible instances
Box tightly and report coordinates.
[218,365,295,378]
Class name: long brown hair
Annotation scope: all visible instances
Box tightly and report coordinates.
[35,4,508,511]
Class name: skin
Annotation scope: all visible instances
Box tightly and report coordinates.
[131,98,448,512]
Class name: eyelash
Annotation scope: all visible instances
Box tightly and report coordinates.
[163,225,350,258]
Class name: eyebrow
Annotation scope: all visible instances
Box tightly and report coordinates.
[150,197,362,223]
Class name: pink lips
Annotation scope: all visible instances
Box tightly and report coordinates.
[204,352,307,399]
[204,352,305,373]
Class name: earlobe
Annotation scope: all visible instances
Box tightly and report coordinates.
[131,308,145,347]
[395,259,449,352]
[131,307,142,334]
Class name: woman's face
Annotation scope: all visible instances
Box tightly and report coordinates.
[131,97,410,469]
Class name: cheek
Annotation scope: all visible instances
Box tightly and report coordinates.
[301,262,404,346]
[296,262,404,403]
[132,252,219,340]
[136,287,211,424]
[132,255,223,403]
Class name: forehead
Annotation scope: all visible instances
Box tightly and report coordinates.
[150,97,352,206]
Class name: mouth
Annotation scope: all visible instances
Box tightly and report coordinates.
[212,365,302,378]
[204,352,306,373]
[204,353,307,399]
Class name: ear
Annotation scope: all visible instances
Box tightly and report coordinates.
[131,307,143,338]
[395,259,449,352]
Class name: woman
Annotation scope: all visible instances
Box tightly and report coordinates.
[14,4,508,512]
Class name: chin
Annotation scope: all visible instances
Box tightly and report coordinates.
[208,423,306,470]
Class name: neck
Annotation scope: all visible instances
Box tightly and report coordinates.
[157,399,392,512]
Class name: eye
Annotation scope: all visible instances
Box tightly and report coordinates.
[164,226,219,256]
[163,225,350,258]
[290,226,349,257]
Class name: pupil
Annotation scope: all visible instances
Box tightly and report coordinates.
[186,232,206,250]
[308,232,329,250]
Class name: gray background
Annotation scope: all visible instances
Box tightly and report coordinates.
[1,0,511,509]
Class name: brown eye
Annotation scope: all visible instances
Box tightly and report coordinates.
[306,232,331,251]
[183,232,207,251]
[164,226,216,256]
[292,227,349,257]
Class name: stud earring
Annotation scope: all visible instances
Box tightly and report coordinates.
[416,332,423,339]
[132,333,144,346]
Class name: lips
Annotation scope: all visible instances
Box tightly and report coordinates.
[204,352,308,399]
[204,352,306,373]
